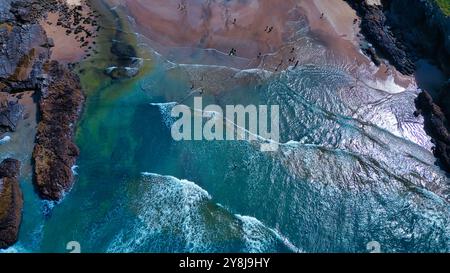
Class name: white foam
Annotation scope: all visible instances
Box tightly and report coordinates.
[234,68,273,80]
[107,172,301,253]
[0,135,11,145]
[0,244,29,253]
[149,102,177,128]
[365,74,407,94]
[108,172,212,252]
[71,165,79,176]
[236,215,302,253]
[65,0,81,6]
[105,66,118,73]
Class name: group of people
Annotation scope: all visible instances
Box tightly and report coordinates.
[264,25,274,33]
[175,7,300,72]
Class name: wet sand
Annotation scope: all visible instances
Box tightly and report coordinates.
[119,0,414,90]
[125,0,302,59]
[299,0,413,88]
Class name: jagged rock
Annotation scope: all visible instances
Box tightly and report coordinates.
[0,158,22,249]
[384,0,450,75]
[415,91,450,173]
[32,61,84,201]
[0,0,14,23]
[106,39,141,79]
[10,0,57,24]
[1,0,91,203]
[345,0,416,75]
[111,40,137,62]
[0,22,47,82]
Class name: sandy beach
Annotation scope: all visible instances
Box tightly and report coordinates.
[125,0,302,59]
[117,0,414,90]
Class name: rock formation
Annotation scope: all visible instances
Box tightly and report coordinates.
[347,0,450,174]
[1,0,90,201]
[415,90,450,172]
[0,158,22,249]
[345,0,416,75]
[33,61,84,201]
[105,7,141,79]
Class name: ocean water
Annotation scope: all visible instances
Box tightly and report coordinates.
[5,2,450,253]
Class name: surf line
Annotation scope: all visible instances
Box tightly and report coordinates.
[170,97,280,152]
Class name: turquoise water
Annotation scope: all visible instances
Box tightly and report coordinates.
[3,4,450,252]
[14,55,447,252]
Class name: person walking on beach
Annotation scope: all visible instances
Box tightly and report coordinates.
[275,60,283,72]
[178,2,186,12]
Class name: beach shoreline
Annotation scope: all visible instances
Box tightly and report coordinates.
[116,0,415,91]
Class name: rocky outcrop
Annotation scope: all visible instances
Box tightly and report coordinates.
[32,61,84,201]
[383,0,450,75]
[0,158,22,249]
[345,0,416,75]
[104,7,141,79]
[0,15,48,92]
[10,0,58,24]
[415,90,450,172]
[1,0,89,201]
[346,0,450,174]
[107,41,141,79]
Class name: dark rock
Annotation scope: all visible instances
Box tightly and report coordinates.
[0,158,22,249]
[0,0,14,23]
[0,23,47,81]
[111,40,137,63]
[10,0,57,24]
[0,158,20,178]
[32,61,84,201]
[107,41,141,79]
[0,0,90,205]
[415,90,450,173]
[383,0,450,75]
[345,0,416,75]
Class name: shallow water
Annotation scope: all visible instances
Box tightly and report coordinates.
[4,0,450,253]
